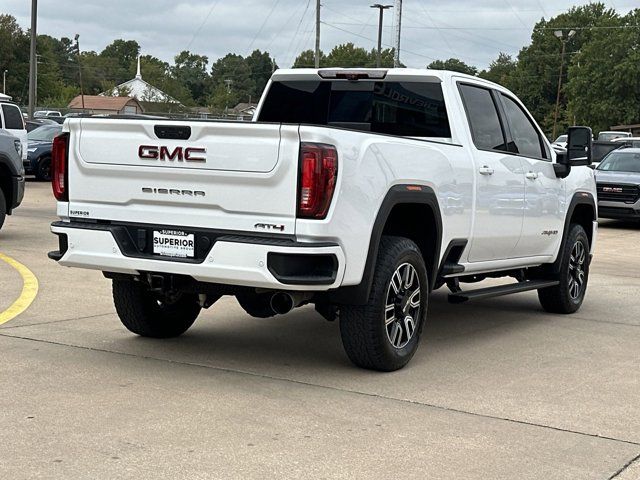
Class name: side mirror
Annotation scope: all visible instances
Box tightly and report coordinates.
[566,126,593,166]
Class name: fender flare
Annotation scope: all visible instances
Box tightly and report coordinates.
[330,184,443,305]
[551,191,596,273]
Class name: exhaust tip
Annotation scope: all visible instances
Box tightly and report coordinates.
[270,292,295,315]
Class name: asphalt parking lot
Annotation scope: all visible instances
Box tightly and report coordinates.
[1,181,639,479]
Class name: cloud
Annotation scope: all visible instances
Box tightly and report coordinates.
[4,0,634,69]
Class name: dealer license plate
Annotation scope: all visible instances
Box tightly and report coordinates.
[153,230,195,258]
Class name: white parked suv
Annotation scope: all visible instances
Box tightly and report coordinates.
[0,100,27,162]
[49,68,597,371]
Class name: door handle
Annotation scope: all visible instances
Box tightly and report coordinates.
[478,166,494,175]
[525,171,539,180]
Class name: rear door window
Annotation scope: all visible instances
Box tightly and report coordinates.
[458,84,507,152]
[2,104,24,130]
[258,80,451,137]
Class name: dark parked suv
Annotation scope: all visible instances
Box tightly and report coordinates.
[596,148,640,220]
[0,129,25,230]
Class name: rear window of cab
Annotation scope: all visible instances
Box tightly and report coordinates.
[258,80,451,138]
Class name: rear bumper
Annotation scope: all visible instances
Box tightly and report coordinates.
[49,222,346,291]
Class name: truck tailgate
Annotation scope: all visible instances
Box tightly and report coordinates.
[66,119,299,235]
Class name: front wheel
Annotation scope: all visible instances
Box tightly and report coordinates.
[112,279,201,338]
[538,224,590,314]
[340,236,428,371]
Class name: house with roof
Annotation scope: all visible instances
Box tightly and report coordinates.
[101,56,180,105]
[67,95,143,115]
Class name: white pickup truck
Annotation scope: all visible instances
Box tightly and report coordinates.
[49,68,597,371]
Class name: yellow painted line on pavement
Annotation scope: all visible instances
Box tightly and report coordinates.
[0,253,39,326]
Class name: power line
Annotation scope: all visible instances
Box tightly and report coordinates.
[320,21,436,62]
[245,0,283,54]
[185,0,222,51]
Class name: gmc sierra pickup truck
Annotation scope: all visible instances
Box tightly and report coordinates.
[49,68,597,371]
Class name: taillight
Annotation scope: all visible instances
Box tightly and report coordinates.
[52,133,69,201]
[297,143,338,219]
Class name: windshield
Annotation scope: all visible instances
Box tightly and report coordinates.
[28,125,62,142]
[554,135,567,143]
[258,80,451,137]
[597,151,640,173]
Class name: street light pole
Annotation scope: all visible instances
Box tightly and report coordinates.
[2,70,7,95]
[28,0,38,119]
[393,0,403,67]
[315,0,321,68]
[74,34,85,110]
[371,4,393,68]
[552,29,575,140]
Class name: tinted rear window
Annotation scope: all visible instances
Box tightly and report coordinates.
[2,104,24,130]
[258,80,451,137]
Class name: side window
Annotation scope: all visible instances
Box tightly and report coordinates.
[2,104,24,130]
[500,94,546,159]
[459,84,507,152]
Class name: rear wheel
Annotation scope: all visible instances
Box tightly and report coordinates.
[112,279,201,338]
[340,236,428,371]
[538,224,590,314]
[35,156,51,181]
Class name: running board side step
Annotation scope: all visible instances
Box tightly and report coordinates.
[448,280,559,304]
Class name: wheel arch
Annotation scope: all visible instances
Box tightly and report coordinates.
[330,184,443,305]
[552,191,596,274]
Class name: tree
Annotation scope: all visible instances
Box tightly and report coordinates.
[246,49,277,100]
[293,49,323,68]
[173,50,210,104]
[325,43,370,67]
[479,53,516,88]
[566,8,640,133]
[509,3,620,136]
[209,54,255,109]
[0,14,30,103]
[101,39,140,71]
[427,58,478,76]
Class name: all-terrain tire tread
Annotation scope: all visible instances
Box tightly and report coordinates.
[340,236,427,371]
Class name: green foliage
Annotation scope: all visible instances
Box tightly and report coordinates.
[479,53,517,88]
[293,49,323,68]
[427,58,478,76]
[566,9,640,132]
[510,3,620,135]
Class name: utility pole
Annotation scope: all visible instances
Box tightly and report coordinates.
[552,29,575,140]
[371,4,393,68]
[74,34,85,109]
[2,70,7,95]
[315,0,321,68]
[393,0,403,67]
[28,0,37,119]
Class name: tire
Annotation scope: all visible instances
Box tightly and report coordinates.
[538,224,590,314]
[0,191,5,231]
[35,156,52,181]
[340,236,429,371]
[112,279,201,338]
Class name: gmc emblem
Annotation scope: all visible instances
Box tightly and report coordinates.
[602,187,623,193]
[138,145,207,162]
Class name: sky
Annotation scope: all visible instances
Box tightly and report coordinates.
[4,0,637,70]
